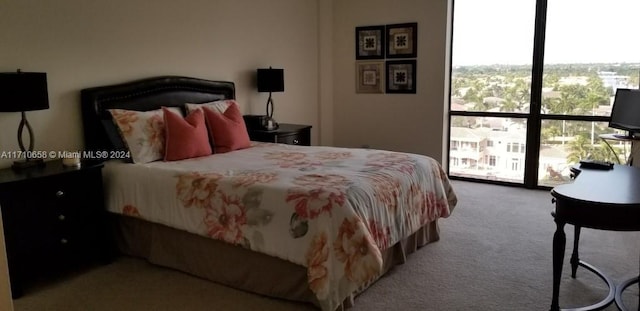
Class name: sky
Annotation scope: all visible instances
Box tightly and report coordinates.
[452,0,640,66]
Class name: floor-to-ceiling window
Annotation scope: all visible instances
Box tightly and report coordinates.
[449,0,640,188]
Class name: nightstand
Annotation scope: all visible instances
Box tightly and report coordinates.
[0,160,110,298]
[247,123,312,146]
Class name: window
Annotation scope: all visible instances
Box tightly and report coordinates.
[449,0,639,188]
[511,158,520,171]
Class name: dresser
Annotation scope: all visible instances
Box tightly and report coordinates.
[246,123,312,146]
[0,160,110,298]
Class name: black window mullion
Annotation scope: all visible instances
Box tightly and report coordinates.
[523,0,548,188]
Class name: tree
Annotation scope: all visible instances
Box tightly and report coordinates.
[566,135,619,164]
[544,73,560,88]
[473,100,490,111]
[585,76,609,108]
[567,135,591,164]
[589,142,618,163]
[500,99,518,112]
[541,124,561,144]
[629,74,639,88]
[550,92,572,114]
[463,88,484,110]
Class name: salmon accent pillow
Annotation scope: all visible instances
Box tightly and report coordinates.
[202,102,251,153]
[163,107,212,161]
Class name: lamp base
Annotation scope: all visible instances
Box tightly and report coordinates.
[263,117,279,131]
[11,158,45,171]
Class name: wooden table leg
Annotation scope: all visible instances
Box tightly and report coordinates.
[550,217,566,311]
[570,226,581,278]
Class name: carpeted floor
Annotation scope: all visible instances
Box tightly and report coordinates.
[13,181,639,311]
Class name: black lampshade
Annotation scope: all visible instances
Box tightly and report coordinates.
[0,72,49,112]
[257,68,284,93]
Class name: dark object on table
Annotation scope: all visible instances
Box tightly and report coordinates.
[579,159,613,170]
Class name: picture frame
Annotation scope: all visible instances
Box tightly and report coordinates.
[355,25,385,60]
[356,61,384,94]
[386,22,417,59]
[386,60,416,94]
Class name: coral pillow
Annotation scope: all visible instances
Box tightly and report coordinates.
[163,107,212,161]
[202,103,251,153]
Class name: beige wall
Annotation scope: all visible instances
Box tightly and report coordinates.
[317,0,334,146]
[0,0,452,166]
[332,0,451,162]
[0,0,320,168]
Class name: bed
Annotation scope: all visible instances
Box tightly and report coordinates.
[80,76,457,311]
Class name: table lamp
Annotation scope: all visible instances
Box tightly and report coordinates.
[257,67,284,131]
[0,70,49,170]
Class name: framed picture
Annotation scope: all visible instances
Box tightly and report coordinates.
[386,60,416,94]
[386,23,417,59]
[355,25,385,60]
[356,61,384,93]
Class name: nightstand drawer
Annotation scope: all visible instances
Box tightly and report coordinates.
[32,171,90,207]
[277,132,309,145]
[246,123,312,146]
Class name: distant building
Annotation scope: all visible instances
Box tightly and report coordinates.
[450,127,528,180]
[451,97,467,111]
[559,76,589,86]
[598,71,630,91]
[450,126,571,182]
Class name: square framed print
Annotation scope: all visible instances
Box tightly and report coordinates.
[386,60,416,94]
[386,22,417,59]
[355,25,385,59]
[356,61,384,93]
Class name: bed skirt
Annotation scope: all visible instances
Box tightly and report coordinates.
[111,215,441,310]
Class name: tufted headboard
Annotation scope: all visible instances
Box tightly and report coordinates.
[81,76,235,154]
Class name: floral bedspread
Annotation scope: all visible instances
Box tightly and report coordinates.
[103,143,457,311]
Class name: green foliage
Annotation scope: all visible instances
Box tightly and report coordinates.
[566,134,619,164]
[452,63,637,114]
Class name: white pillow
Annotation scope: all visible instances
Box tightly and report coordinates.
[185,99,233,114]
[108,107,181,164]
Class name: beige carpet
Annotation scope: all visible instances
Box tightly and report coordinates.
[13,181,639,311]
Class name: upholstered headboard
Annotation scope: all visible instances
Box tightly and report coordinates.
[81,76,235,154]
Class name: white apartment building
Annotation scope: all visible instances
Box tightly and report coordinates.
[450,125,568,182]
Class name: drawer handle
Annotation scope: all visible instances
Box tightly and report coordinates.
[58,214,65,221]
[56,190,65,198]
[60,238,68,244]
[293,139,300,145]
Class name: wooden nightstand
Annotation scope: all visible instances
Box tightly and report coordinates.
[0,160,110,298]
[247,123,312,146]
